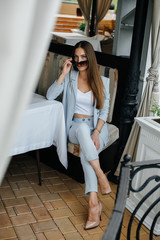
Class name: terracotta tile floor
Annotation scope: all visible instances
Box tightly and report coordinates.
[0,154,159,240]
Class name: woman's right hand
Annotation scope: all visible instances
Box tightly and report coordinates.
[61,58,72,77]
[57,58,72,85]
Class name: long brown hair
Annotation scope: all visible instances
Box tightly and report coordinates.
[73,41,104,109]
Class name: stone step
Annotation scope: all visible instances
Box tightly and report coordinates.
[56,19,83,24]
[57,16,84,22]
[53,28,72,33]
[54,16,115,35]
[55,24,79,29]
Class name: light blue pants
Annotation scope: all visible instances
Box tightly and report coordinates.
[68,117,105,195]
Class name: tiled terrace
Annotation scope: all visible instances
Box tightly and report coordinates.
[0,153,159,240]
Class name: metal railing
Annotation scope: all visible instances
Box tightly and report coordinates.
[103,155,160,240]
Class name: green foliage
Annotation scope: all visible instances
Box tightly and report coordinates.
[78,21,86,31]
[112,0,118,10]
[152,101,160,116]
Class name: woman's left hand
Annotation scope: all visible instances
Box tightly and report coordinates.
[91,131,100,150]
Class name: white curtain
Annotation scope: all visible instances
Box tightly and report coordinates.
[95,0,112,34]
[115,0,160,176]
[78,0,92,36]
[0,0,61,184]
[150,0,160,107]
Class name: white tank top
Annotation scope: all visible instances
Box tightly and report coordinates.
[74,89,94,115]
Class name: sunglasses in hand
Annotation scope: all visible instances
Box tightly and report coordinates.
[71,60,88,68]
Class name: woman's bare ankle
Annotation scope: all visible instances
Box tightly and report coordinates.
[89,192,98,207]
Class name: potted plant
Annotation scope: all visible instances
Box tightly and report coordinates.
[152,101,160,117]
[151,101,160,124]
[78,21,86,32]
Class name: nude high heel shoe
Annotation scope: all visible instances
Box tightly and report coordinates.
[84,201,102,230]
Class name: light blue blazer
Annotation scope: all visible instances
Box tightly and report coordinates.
[46,70,110,145]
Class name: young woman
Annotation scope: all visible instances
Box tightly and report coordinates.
[46,41,111,230]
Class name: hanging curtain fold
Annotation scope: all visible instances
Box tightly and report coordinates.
[0,0,61,184]
[95,0,112,34]
[77,0,92,36]
[115,0,160,176]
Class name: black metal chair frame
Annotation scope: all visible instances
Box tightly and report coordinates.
[103,155,160,240]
